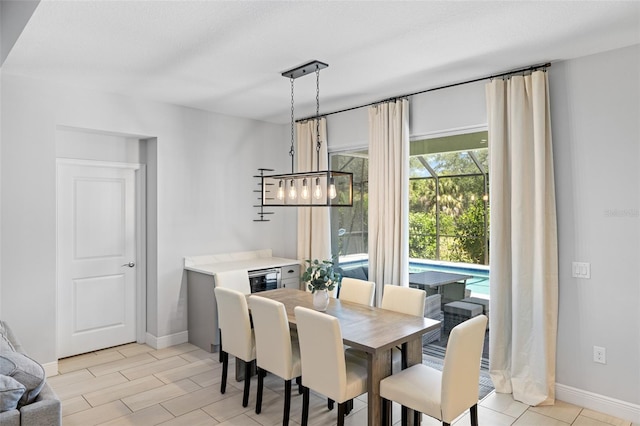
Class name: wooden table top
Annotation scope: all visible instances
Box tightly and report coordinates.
[249,288,440,354]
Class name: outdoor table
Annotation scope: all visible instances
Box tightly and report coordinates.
[408,270,473,304]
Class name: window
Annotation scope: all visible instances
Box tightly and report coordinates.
[330,130,490,268]
[409,131,489,265]
[330,151,368,258]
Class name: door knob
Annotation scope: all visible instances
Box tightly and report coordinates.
[122,262,135,268]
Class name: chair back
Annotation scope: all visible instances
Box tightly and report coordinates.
[339,277,375,306]
[294,306,347,401]
[441,314,488,421]
[214,287,255,361]
[249,295,299,380]
[215,269,251,294]
[380,284,426,316]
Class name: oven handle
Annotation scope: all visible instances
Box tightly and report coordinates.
[248,268,280,278]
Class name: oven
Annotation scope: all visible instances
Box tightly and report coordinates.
[248,268,282,293]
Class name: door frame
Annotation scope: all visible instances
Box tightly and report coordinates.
[56,158,147,355]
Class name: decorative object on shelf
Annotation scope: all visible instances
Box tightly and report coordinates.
[302,258,343,311]
[253,168,275,222]
[261,60,353,207]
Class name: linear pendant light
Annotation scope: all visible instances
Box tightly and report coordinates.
[261,60,353,207]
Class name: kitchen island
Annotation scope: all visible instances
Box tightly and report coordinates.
[184,249,300,353]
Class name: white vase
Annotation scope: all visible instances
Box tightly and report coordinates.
[312,289,330,311]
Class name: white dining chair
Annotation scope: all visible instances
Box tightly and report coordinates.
[215,269,251,362]
[338,277,376,306]
[294,306,368,426]
[215,269,251,294]
[380,314,488,426]
[380,284,426,316]
[214,287,256,408]
[248,295,302,425]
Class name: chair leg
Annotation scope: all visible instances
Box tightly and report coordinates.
[220,351,228,394]
[401,342,408,370]
[470,403,478,426]
[328,398,334,410]
[381,397,391,426]
[401,405,408,426]
[218,329,222,362]
[337,402,347,426]
[301,386,310,426]
[296,376,303,394]
[413,409,420,424]
[256,368,264,414]
[283,379,292,426]
[242,360,252,407]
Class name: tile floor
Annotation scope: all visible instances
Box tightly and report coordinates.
[48,342,633,426]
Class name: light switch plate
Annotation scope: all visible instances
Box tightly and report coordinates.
[572,262,591,279]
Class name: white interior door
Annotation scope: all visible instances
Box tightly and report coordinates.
[57,161,138,358]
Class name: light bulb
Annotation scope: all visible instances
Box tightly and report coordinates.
[301,178,310,200]
[328,177,337,200]
[482,194,489,201]
[313,177,323,200]
[288,179,297,199]
[276,180,285,200]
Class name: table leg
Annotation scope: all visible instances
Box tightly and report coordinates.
[367,349,391,426]
[403,337,423,426]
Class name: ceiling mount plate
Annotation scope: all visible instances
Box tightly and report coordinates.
[281,60,328,80]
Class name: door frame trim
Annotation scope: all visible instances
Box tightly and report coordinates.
[56,158,147,354]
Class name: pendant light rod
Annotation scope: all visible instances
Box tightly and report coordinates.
[315,65,321,172]
[282,60,328,80]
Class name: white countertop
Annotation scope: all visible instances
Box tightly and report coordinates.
[184,249,300,276]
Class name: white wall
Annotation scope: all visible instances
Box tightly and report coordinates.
[327,79,486,151]
[551,44,639,408]
[0,73,296,363]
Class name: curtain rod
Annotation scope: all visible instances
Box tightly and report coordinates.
[296,62,551,123]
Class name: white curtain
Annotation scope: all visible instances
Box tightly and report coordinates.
[368,99,410,306]
[486,71,558,406]
[296,118,331,264]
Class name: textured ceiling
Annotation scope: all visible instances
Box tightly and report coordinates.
[4,0,640,124]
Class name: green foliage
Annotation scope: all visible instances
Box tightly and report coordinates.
[301,257,343,293]
[409,149,489,265]
[408,212,436,259]
[331,148,490,265]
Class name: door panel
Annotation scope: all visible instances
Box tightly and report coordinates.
[58,162,137,358]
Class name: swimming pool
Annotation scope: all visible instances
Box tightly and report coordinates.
[339,257,490,297]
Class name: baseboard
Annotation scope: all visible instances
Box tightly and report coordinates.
[556,383,640,424]
[145,330,188,350]
[42,360,59,378]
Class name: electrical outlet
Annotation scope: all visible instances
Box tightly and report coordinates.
[593,346,606,364]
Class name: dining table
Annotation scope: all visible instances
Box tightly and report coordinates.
[250,287,441,426]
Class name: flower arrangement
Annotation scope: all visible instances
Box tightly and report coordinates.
[301,257,343,294]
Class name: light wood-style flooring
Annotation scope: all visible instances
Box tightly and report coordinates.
[48,342,632,426]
